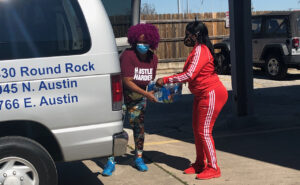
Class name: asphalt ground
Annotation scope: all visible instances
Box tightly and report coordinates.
[57,69,300,185]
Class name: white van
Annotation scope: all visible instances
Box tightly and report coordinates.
[0,0,128,184]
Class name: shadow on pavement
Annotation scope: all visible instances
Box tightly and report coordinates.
[96,151,190,171]
[57,161,104,185]
[252,69,300,81]
[143,150,191,171]
[96,153,136,171]
[129,85,300,171]
[214,127,300,170]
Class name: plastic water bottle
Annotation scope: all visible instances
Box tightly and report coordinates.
[147,81,182,103]
[147,81,155,92]
[161,86,169,103]
[154,90,163,102]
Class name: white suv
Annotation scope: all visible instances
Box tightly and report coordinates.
[0,0,128,184]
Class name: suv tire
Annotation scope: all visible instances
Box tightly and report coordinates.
[0,136,57,185]
[265,54,287,80]
[215,52,230,75]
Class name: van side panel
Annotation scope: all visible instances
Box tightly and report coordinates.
[0,74,121,128]
[0,0,124,161]
[52,121,122,161]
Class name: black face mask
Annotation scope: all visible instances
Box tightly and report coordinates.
[184,34,196,47]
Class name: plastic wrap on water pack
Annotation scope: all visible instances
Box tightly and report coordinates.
[147,81,182,103]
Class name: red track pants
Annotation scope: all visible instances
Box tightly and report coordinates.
[192,84,228,169]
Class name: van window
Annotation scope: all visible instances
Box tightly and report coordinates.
[0,0,91,61]
[101,0,132,38]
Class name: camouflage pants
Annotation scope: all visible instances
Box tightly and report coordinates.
[123,90,147,156]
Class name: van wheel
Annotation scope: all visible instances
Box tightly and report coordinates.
[215,52,230,75]
[265,55,287,80]
[0,136,57,185]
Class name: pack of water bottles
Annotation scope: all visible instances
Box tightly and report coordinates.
[147,81,182,103]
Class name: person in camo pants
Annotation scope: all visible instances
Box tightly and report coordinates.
[102,23,160,176]
[123,90,147,154]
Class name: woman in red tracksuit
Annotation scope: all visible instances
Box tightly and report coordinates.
[156,21,228,180]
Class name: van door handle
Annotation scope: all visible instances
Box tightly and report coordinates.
[253,40,258,44]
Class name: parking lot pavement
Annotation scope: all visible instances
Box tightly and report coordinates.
[138,128,300,185]
[58,69,300,185]
[63,127,299,185]
[57,146,182,185]
[85,154,182,185]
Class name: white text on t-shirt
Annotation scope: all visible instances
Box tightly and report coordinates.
[133,67,153,81]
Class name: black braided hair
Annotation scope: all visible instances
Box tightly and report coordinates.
[185,20,215,57]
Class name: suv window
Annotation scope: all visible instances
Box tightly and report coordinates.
[296,16,300,35]
[265,17,287,35]
[101,0,132,38]
[252,18,262,35]
[0,0,91,61]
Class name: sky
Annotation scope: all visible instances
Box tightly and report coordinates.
[141,0,300,14]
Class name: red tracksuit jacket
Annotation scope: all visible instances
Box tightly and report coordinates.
[163,44,221,95]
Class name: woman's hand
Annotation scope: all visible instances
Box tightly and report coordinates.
[156,78,164,87]
[146,91,158,102]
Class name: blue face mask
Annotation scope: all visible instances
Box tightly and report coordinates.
[136,44,150,54]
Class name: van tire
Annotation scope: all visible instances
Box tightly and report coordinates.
[265,54,287,80]
[0,136,57,185]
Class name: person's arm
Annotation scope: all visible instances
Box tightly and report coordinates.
[157,45,207,86]
[123,77,157,102]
